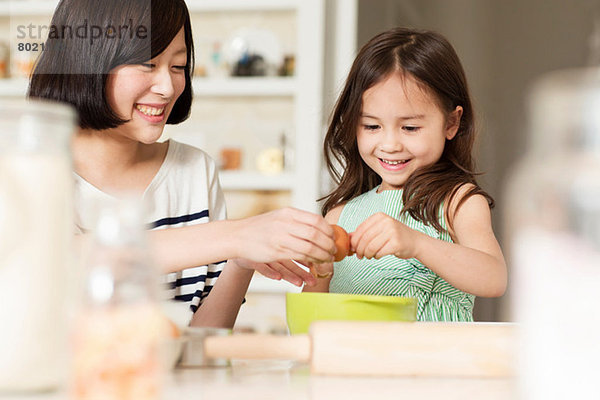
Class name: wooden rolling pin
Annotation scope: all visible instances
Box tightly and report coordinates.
[204,321,516,377]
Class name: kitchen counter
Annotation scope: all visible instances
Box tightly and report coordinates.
[170,360,516,399]
[2,360,515,400]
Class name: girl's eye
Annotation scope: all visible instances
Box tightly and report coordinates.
[403,126,421,132]
[363,124,380,131]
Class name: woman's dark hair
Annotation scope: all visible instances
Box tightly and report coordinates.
[28,0,194,129]
[322,27,493,233]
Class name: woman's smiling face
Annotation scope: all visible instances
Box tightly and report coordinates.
[357,71,462,191]
[105,28,187,143]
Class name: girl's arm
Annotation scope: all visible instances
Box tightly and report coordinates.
[302,204,345,293]
[351,186,507,297]
[190,258,318,327]
[188,260,253,328]
[150,207,337,276]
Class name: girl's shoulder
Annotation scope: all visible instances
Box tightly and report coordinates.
[445,183,491,237]
[324,203,346,225]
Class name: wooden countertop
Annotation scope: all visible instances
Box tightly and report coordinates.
[1,360,516,400]
[168,360,516,400]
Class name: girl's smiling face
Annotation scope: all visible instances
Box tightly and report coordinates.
[357,71,462,191]
[105,28,187,143]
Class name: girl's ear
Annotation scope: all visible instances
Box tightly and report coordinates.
[445,106,463,140]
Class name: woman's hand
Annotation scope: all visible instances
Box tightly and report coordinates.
[351,212,421,260]
[232,258,318,287]
[233,207,337,265]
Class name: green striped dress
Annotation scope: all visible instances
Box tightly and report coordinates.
[330,186,474,321]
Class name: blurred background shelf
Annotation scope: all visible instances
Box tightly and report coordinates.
[0,78,27,97]
[192,77,296,97]
[218,170,294,191]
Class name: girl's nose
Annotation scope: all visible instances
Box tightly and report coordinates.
[380,129,403,152]
[151,68,176,99]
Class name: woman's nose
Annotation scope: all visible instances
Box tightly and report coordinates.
[151,68,176,99]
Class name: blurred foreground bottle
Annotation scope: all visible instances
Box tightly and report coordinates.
[72,198,165,400]
[506,68,600,399]
[0,99,75,392]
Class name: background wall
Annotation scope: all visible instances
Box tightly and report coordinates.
[355,0,600,321]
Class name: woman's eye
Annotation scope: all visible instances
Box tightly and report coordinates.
[172,65,187,71]
[403,126,421,132]
[140,63,155,69]
[363,124,380,131]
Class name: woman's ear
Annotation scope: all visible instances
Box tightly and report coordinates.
[445,106,463,140]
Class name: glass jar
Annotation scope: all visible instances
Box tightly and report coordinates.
[72,198,165,400]
[505,68,600,399]
[0,99,76,392]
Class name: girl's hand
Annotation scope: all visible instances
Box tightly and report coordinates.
[351,212,420,260]
[235,207,337,265]
[232,258,317,287]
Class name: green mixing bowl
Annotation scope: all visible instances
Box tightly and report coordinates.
[286,292,417,334]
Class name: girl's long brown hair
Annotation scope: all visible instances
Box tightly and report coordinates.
[321,27,493,233]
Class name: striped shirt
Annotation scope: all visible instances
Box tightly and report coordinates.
[330,186,474,321]
[74,140,227,322]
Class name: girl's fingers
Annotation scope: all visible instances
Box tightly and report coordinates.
[353,215,390,258]
[362,232,388,259]
[351,214,384,254]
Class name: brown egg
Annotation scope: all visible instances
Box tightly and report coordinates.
[332,224,350,262]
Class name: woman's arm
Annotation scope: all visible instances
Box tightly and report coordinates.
[150,207,337,275]
[351,188,507,297]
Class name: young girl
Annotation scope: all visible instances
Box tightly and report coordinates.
[304,28,507,322]
[28,0,337,327]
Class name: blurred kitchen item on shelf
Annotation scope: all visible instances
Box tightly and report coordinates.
[256,147,284,175]
[205,321,515,377]
[223,28,282,77]
[72,197,166,400]
[0,99,76,393]
[232,52,266,77]
[280,131,294,170]
[193,63,206,77]
[207,40,228,77]
[505,67,600,400]
[179,327,232,368]
[286,292,417,335]
[278,54,295,76]
[220,146,242,170]
[0,41,8,78]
